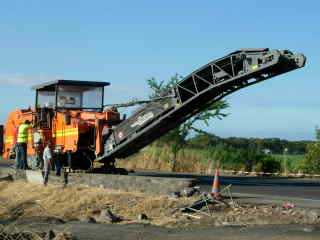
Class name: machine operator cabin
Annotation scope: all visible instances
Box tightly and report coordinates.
[33,80,110,111]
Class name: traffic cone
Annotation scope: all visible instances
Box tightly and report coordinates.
[211,168,221,199]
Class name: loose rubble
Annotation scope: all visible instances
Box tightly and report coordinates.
[0,227,75,240]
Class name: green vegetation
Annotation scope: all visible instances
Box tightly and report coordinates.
[188,134,310,155]
[272,154,305,173]
[120,140,306,174]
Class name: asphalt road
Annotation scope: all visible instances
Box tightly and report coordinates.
[132,171,320,202]
[18,222,320,240]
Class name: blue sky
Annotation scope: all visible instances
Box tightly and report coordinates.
[0,0,319,140]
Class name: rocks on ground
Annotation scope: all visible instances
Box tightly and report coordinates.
[96,209,122,223]
[169,187,200,199]
[176,194,320,228]
[0,227,75,240]
[138,213,148,221]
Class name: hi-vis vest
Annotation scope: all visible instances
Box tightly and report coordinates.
[17,123,30,143]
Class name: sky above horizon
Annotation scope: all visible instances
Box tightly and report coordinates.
[0,1,319,141]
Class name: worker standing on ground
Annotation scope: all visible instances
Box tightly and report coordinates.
[16,120,31,169]
[10,123,18,168]
[42,141,52,186]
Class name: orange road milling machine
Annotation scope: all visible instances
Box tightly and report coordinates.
[0,49,306,172]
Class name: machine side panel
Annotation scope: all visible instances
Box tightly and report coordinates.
[0,125,3,154]
[113,97,176,144]
[53,113,79,153]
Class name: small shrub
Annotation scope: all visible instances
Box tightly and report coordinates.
[254,155,281,173]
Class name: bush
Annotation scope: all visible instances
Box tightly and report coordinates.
[302,142,320,174]
[254,155,281,173]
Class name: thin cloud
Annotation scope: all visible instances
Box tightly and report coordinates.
[0,74,62,86]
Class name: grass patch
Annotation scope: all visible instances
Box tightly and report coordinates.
[271,154,305,173]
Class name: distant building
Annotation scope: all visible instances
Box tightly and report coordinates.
[262,148,272,155]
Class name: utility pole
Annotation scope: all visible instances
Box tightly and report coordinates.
[283,148,288,176]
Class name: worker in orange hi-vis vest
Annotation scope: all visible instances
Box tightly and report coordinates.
[16,120,31,169]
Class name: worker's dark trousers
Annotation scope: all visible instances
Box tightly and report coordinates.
[55,157,62,176]
[15,143,28,169]
[42,171,49,186]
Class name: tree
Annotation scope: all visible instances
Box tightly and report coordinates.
[147,75,179,99]
[303,143,320,174]
[316,126,320,141]
[147,74,229,171]
[303,127,320,173]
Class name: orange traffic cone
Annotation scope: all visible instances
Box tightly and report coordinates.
[211,168,221,199]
